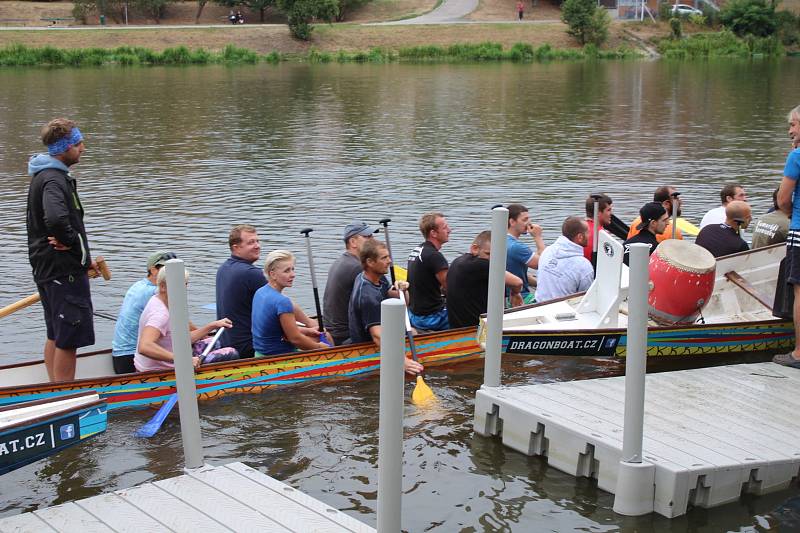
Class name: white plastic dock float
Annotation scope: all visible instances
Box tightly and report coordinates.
[474,362,800,518]
[0,462,375,532]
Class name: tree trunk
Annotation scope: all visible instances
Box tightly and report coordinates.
[196,0,207,22]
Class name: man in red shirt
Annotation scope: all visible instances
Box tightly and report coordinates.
[583,193,613,262]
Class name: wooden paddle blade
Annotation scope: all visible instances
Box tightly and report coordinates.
[411,375,437,405]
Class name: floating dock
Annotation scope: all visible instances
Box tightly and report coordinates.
[0,461,374,532]
[474,362,800,518]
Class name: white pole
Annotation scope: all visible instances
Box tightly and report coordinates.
[377,299,405,533]
[164,259,204,470]
[483,207,509,388]
[613,243,654,515]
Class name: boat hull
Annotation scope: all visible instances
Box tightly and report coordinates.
[0,327,481,412]
[502,319,794,358]
[0,392,107,475]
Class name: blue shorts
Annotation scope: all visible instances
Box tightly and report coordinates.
[408,307,450,331]
[37,272,95,350]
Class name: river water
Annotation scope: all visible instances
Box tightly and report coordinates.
[1,59,799,530]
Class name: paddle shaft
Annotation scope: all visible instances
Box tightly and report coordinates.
[590,194,602,271]
[670,193,680,239]
[0,257,111,319]
[379,218,398,286]
[300,228,326,332]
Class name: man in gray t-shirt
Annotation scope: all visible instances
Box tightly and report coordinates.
[322,221,375,345]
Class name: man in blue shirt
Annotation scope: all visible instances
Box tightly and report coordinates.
[506,203,547,304]
[111,251,176,374]
[349,240,423,375]
[216,224,266,358]
[774,104,800,368]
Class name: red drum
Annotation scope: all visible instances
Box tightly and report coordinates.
[647,240,716,325]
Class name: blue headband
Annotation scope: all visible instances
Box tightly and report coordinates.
[47,127,83,156]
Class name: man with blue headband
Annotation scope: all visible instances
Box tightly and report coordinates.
[26,118,97,382]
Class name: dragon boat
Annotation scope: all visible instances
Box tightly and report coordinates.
[1,391,107,475]
[478,234,792,359]
[0,327,481,412]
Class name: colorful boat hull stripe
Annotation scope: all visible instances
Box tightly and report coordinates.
[0,329,481,411]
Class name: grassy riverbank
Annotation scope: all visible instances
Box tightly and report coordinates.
[0,41,639,66]
[656,30,784,58]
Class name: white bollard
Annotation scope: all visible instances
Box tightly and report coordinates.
[483,207,509,388]
[164,259,205,470]
[377,299,405,533]
[613,243,655,516]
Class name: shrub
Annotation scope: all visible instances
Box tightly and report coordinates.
[688,13,706,26]
[562,0,610,45]
[719,0,776,37]
[775,10,800,46]
[670,16,682,38]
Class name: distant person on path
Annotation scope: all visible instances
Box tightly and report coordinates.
[134,268,238,373]
[535,217,594,303]
[407,212,451,331]
[27,118,99,382]
[627,186,683,243]
[506,203,546,303]
[752,189,789,248]
[695,201,751,258]
[623,202,668,266]
[216,224,266,358]
[583,193,613,262]
[251,250,330,357]
[699,183,747,229]
[112,251,176,374]
[517,0,524,20]
[348,240,423,375]
[323,221,375,345]
[773,104,800,368]
[446,231,523,328]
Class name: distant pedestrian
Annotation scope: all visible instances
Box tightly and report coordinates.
[27,118,98,382]
[517,0,524,20]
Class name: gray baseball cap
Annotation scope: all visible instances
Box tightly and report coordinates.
[343,221,376,242]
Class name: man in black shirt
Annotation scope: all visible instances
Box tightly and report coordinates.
[407,212,451,331]
[695,201,751,258]
[623,202,668,266]
[446,231,523,328]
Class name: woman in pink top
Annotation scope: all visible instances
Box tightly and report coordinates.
[134,267,234,372]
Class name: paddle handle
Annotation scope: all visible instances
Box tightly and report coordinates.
[1,258,110,319]
[397,290,420,363]
[380,219,397,286]
[300,228,326,332]
[0,293,40,319]
[200,326,227,359]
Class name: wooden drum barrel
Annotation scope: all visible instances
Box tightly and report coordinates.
[648,240,716,325]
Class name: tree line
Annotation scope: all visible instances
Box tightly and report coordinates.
[72,0,369,39]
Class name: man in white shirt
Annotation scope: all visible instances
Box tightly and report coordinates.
[700,184,747,229]
[535,217,594,303]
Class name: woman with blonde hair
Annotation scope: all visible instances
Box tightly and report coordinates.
[252,250,331,356]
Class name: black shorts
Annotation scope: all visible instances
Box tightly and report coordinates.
[786,230,800,285]
[37,272,95,350]
[113,354,136,374]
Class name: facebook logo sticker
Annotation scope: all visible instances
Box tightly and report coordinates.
[59,424,75,440]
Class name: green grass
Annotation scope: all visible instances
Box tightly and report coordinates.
[656,29,784,58]
[0,41,640,68]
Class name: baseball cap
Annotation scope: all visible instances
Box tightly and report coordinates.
[147,251,177,270]
[636,202,667,231]
[343,221,376,242]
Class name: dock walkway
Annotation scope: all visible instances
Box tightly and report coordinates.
[474,362,800,518]
[0,461,374,532]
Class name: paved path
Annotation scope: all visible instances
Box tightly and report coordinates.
[376,0,479,24]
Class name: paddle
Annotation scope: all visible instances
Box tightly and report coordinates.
[378,218,437,405]
[676,217,700,237]
[0,256,111,319]
[299,228,331,347]
[608,214,630,241]
[590,194,602,272]
[670,191,680,239]
[134,326,225,438]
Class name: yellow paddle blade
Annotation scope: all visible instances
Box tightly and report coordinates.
[676,217,700,236]
[394,265,408,282]
[411,375,437,405]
